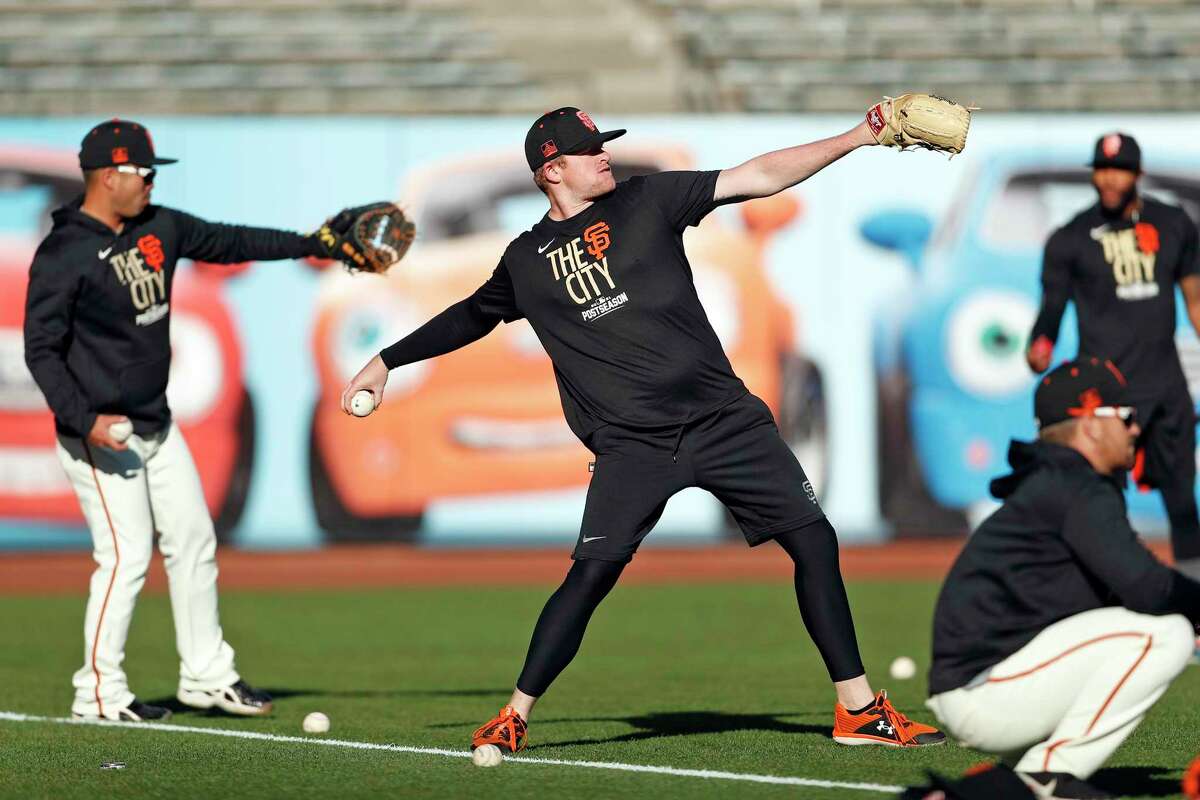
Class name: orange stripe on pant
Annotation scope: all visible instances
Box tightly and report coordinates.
[982,629,1154,773]
[83,442,121,719]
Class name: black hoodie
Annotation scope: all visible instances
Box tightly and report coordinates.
[24,199,319,438]
[929,440,1200,695]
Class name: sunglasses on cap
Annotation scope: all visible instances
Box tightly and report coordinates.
[1090,405,1137,428]
[115,164,156,182]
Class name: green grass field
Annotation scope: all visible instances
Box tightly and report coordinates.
[1,579,1195,798]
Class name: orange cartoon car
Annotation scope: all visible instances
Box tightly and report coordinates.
[308,144,826,540]
[0,146,254,541]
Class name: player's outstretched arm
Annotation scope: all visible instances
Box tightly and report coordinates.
[714,121,876,203]
[171,208,322,264]
[715,94,973,203]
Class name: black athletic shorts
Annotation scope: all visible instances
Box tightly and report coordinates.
[1133,387,1197,490]
[572,392,825,562]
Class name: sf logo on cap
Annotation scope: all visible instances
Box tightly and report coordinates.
[1102,134,1122,158]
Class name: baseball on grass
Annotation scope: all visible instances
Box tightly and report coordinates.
[302,712,330,734]
[350,390,375,418]
[109,419,133,444]
[889,656,917,680]
[471,744,503,767]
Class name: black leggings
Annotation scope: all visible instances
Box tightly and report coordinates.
[515,517,865,697]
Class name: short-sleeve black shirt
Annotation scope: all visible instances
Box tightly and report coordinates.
[1031,197,1200,396]
[471,170,747,437]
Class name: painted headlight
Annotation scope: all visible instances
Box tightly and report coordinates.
[333,298,430,395]
[167,313,224,422]
[945,290,1035,398]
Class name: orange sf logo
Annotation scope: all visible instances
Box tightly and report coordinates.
[1078,388,1103,412]
[1134,222,1159,254]
[584,221,611,261]
[137,234,165,271]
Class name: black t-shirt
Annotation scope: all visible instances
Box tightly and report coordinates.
[471,170,746,438]
[1030,197,1200,397]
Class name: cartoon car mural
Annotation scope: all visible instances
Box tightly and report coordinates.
[862,149,1200,533]
[308,144,825,540]
[0,146,256,541]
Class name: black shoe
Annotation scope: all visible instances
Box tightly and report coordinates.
[178,679,273,716]
[73,698,172,723]
[1018,771,1115,800]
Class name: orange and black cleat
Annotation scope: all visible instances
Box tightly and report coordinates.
[833,690,945,747]
[471,705,528,753]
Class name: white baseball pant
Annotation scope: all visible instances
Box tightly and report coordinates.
[926,606,1195,779]
[56,422,239,718]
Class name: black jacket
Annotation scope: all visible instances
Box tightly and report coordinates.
[24,199,318,438]
[929,440,1200,695]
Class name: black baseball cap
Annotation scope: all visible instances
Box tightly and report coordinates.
[524,107,625,171]
[1034,356,1130,430]
[79,119,178,170]
[1088,132,1141,172]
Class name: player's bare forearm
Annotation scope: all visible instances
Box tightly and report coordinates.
[714,121,876,202]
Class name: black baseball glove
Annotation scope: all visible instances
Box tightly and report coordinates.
[312,202,415,274]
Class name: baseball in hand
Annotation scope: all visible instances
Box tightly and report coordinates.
[302,712,330,734]
[109,419,133,444]
[889,656,917,680]
[350,390,375,418]
[471,744,503,767]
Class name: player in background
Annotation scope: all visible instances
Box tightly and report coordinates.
[928,359,1200,800]
[1027,133,1200,582]
[24,119,342,721]
[342,105,954,751]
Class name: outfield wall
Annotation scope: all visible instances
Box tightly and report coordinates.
[1,114,1197,549]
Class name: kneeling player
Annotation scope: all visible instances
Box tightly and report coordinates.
[927,359,1200,799]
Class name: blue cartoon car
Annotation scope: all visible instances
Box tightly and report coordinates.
[862,150,1200,533]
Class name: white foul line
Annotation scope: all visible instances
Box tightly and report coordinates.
[0,710,902,794]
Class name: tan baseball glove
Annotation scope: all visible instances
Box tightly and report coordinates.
[312,202,415,274]
[866,94,975,155]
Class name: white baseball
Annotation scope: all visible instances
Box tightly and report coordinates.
[302,712,330,734]
[109,419,133,444]
[471,744,503,767]
[350,390,375,418]
[889,656,917,681]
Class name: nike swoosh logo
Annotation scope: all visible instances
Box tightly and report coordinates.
[98,247,113,258]
[581,536,606,543]
[1089,224,1109,240]
[537,239,555,254]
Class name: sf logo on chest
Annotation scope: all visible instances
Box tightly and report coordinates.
[544,221,617,305]
[108,234,169,323]
[1096,223,1159,301]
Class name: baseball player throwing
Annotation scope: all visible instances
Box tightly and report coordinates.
[23,119,355,721]
[342,100,971,751]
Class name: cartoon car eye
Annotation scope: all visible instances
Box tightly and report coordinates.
[945,289,1036,398]
[332,299,430,395]
[693,268,740,351]
[167,312,224,422]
